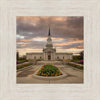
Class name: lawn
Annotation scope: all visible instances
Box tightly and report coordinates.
[37,64,62,76]
[68,63,83,70]
[17,63,33,69]
[17,59,27,64]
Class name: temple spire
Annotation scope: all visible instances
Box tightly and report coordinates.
[48,24,50,36]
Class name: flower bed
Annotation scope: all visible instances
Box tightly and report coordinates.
[37,64,62,76]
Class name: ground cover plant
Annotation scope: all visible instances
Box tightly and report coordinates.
[37,64,62,76]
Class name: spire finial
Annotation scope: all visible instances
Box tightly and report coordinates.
[49,24,50,28]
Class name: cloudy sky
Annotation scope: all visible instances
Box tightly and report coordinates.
[16,16,84,56]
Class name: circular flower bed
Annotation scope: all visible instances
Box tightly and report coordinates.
[37,64,62,76]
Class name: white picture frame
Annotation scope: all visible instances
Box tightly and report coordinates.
[0,0,100,100]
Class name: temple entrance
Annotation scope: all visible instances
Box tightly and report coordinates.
[48,55,51,60]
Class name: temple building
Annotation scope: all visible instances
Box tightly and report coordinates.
[26,26,73,61]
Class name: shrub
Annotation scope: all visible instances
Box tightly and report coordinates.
[79,60,84,64]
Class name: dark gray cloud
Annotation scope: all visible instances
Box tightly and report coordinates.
[17,16,83,51]
[17,40,45,49]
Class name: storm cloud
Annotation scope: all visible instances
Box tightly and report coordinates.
[16,16,84,55]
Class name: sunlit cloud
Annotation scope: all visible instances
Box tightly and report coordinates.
[32,37,47,42]
[16,16,83,55]
[54,40,83,46]
[17,34,24,39]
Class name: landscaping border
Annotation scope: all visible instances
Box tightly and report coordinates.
[32,64,68,80]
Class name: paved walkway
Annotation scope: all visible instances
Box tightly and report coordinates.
[17,61,83,84]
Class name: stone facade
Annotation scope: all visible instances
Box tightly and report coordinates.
[26,26,73,61]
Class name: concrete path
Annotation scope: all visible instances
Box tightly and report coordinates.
[17,62,83,84]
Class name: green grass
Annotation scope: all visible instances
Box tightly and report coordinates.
[17,63,32,69]
[17,59,27,63]
[67,63,83,70]
[37,64,62,76]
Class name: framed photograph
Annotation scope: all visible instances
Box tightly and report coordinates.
[16,16,84,84]
[0,0,100,100]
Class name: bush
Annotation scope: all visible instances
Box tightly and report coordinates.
[37,65,62,76]
[79,60,84,64]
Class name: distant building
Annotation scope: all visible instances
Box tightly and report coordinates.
[26,26,73,61]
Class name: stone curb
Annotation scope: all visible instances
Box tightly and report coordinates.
[32,65,68,80]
